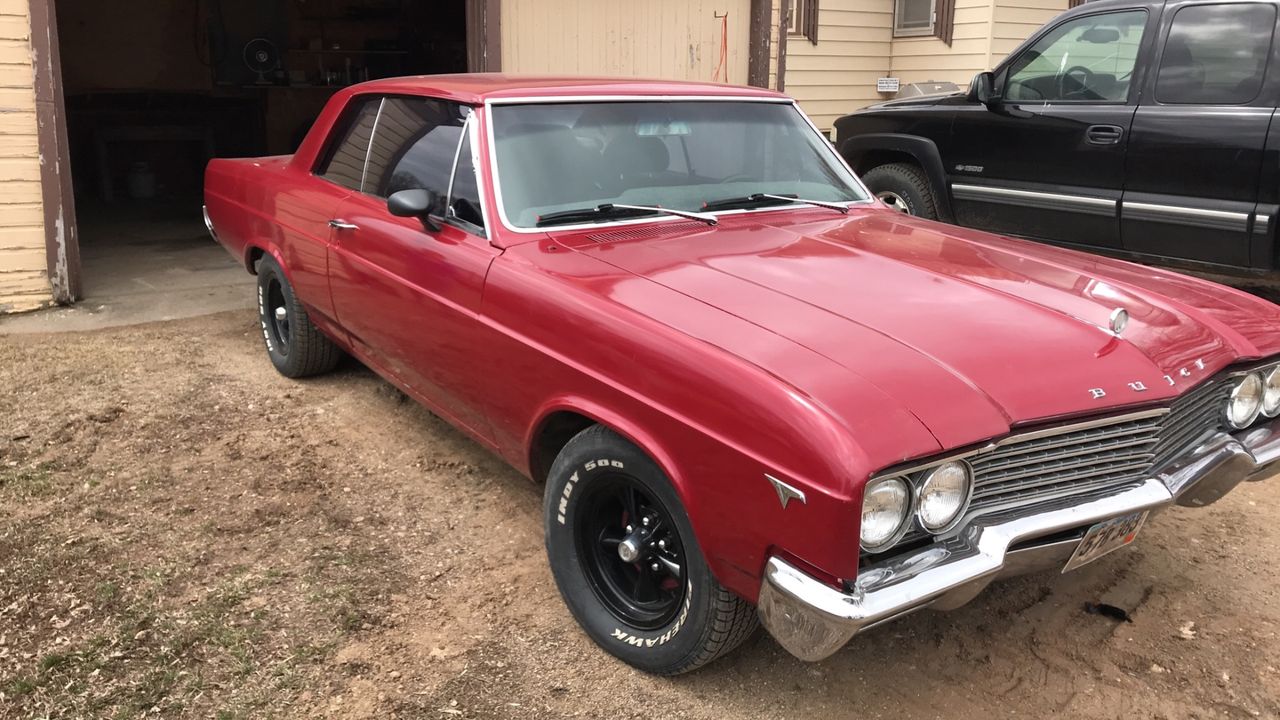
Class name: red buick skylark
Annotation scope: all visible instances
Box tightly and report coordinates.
[204,74,1280,674]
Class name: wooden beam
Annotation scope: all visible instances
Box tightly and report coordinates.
[28,0,80,303]
[747,0,772,88]
[467,0,502,72]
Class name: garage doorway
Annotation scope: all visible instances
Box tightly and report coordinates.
[37,0,494,317]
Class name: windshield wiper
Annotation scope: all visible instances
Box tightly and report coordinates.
[536,203,717,227]
[701,193,850,214]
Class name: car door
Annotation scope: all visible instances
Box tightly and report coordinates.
[284,95,383,323]
[327,95,499,440]
[948,7,1156,250]
[1121,1,1278,268]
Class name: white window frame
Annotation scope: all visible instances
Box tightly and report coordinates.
[894,0,937,38]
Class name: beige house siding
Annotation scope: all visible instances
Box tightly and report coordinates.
[769,0,1068,130]
[502,0,750,83]
[890,0,995,88]
[0,0,47,313]
[778,0,894,132]
[991,0,1065,58]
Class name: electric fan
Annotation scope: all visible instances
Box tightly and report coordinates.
[243,38,280,84]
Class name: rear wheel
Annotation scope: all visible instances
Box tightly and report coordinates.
[543,425,757,675]
[862,162,938,219]
[256,256,342,378]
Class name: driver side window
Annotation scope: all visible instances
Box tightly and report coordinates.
[1005,10,1147,102]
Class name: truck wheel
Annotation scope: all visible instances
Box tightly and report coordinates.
[543,425,758,675]
[256,256,342,378]
[862,162,938,219]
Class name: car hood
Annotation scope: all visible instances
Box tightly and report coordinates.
[557,208,1280,450]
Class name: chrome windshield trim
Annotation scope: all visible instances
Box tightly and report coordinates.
[482,97,873,235]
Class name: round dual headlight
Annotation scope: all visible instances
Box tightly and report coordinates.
[1227,373,1264,429]
[1262,366,1280,418]
[860,477,910,550]
[917,461,973,532]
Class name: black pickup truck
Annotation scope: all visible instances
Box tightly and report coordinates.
[834,0,1280,273]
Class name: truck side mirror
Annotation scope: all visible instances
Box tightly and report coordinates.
[388,188,443,232]
[970,71,997,108]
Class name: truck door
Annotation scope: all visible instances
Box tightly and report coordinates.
[326,97,498,441]
[948,7,1154,251]
[1121,1,1278,268]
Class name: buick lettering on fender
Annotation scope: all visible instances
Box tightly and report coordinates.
[203,75,1280,674]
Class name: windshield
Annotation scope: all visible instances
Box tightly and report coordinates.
[489,100,868,229]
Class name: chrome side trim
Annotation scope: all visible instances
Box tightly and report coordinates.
[951,184,1116,217]
[757,419,1280,662]
[202,205,217,241]
[1256,214,1271,231]
[1123,201,1250,233]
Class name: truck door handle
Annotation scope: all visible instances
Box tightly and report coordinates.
[1086,125,1124,145]
[329,219,359,230]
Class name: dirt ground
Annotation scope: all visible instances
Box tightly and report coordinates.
[1,310,1278,719]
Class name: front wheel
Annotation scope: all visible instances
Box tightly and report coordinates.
[543,425,757,674]
[861,162,939,219]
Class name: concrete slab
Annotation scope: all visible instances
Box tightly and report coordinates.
[0,206,255,334]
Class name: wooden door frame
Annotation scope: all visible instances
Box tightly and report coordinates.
[26,0,498,306]
[28,0,80,304]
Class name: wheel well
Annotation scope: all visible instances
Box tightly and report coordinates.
[246,246,265,274]
[529,411,598,484]
[851,149,919,177]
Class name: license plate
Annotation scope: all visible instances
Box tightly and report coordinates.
[1062,511,1147,573]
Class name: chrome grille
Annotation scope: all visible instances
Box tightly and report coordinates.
[967,379,1228,517]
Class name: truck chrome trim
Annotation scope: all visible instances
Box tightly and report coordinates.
[758,419,1280,662]
[951,184,1117,216]
[1122,201,1250,233]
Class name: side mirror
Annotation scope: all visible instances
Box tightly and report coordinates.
[388,188,443,231]
[970,71,997,107]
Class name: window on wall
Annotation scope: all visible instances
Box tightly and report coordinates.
[893,0,955,44]
[787,0,819,44]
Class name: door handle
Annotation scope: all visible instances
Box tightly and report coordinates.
[329,219,359,230]
[1085,125,1124,145]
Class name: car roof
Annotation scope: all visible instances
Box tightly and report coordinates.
[346,73,789,104]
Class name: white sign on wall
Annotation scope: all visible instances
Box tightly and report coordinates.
[877,77,901,94]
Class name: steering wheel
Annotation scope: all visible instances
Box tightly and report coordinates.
[1059,65,1096,99]
[719,173,755,184]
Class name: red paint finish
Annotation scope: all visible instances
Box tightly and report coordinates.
[204,75,1280,602]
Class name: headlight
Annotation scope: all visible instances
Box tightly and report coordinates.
[1227,373,1264,429]
[860,477,911,550]
[1263,366,1280,418]
[917,461,973,532]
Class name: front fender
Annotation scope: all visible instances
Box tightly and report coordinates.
[838,133,955,222]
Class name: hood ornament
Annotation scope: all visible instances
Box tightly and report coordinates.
[765,474,806,509]
[1108,308,1129,336]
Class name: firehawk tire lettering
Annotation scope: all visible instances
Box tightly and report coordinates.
[609,583,693,649]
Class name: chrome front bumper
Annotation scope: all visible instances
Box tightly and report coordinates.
[757,423,1280,662]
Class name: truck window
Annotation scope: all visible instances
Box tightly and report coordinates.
[363,97,467,199]
[315,97,382,191]
[1005,10,1147,103]
[1155,4,1276,105]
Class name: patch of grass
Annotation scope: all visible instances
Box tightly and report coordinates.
[0,462,57,498]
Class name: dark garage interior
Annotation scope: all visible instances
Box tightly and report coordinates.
[54,0,468,318]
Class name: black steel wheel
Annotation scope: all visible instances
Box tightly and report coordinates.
[544,425,758,675]
[255,256,343,378]
[576,475,686,630]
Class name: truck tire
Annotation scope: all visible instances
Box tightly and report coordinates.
[862,162,939,219]
[543,425,758,675]
[256,256,343,378]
